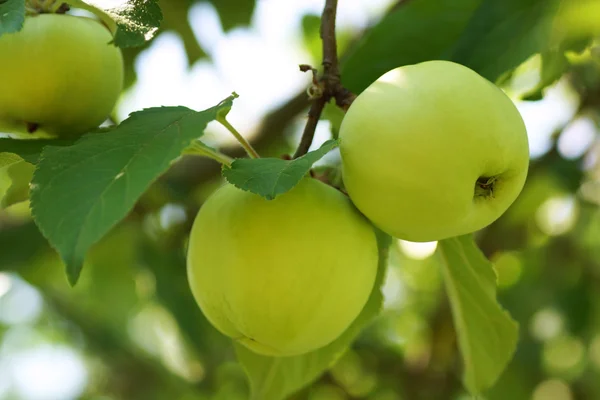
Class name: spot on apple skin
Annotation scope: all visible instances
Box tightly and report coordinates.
[237,335,283,356]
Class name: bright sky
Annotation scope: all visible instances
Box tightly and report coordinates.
[118,0,393,146]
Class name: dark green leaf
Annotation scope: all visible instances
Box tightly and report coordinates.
[236,230,392,400]
[65,0,162,48]
[30,96,236,286]
[209,0,255,31]
[437,235,519,394]
[223,140,338,200]
[449,0,562,82]
[0,138,74,165]
[110,0,162,48]
[341,0,482,93]
[0,0,24,36]
[159,0,206,65]
[341,0,575,93]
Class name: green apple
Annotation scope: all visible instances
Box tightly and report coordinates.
[339,60,529,242]
[186,177,378,357]
[0,14,123,138]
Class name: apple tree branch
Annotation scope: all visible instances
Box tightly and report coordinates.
[293,0,356,159]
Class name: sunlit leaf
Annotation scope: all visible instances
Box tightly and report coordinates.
[0,152,22,169]
[522,51,570,100]
[437,235,519,394]
[1,160,34,208]
[65,0,162,47]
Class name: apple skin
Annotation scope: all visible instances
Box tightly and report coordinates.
[186,178,378,357]
[0,14,123,138]
[339,60,530,242]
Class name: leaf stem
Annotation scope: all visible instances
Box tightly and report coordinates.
[218,117,260,159]
[185,141,233,168]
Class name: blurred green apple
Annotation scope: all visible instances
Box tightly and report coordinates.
[187,178,378,357]
[0,14,123,138]
[339,60,529,242]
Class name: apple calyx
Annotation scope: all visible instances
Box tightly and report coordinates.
[26,0,68,15]
[475,176,498,199]
[26,122,39,134]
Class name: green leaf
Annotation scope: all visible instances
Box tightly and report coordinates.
[223,140,338,200]
[448,0,562,82]
[522,51,570,100]
[209,0,255,31]
[30,95,236,286]
[555,0,600,41]
[1,160,34,208]
[341,0,482,93]
[65,0,162,48]
[301,14,321,63]
[341,0,573,93]
[0,138,74,165]
[437,235,519,394]
[159,0,206,65]
[236,230,392,400]
[321,100,345,139]
[0,152,22,169]
[0,0,24,36]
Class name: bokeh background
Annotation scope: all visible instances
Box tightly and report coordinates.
[1,0,600,399]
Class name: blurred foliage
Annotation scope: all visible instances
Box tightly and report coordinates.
[2,0,600,399]
[121,0,257,90]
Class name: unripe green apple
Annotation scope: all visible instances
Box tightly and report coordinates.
[0,14,123,138]
[339,60,529,242]
[186,178,378,357]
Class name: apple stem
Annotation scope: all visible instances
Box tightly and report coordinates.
[184,141,234,168]
[217,117,260,159]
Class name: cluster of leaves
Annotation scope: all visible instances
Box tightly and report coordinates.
[1,0,599,399]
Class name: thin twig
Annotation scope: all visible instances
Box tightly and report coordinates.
[294,96,328,158]
[321,0,340,79]
[293,0,356,159]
